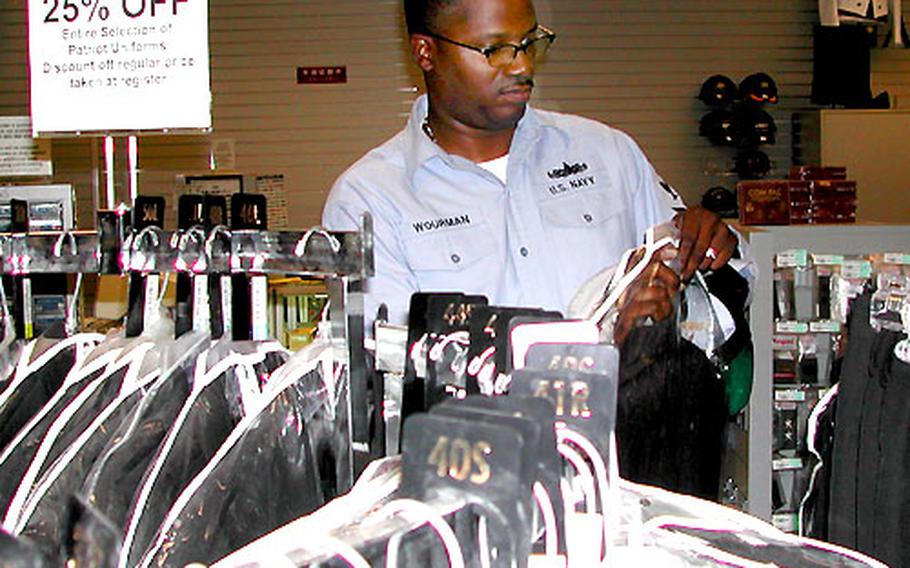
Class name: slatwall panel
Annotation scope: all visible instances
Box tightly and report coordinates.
[0,0,862,230]
[536,0,817,207]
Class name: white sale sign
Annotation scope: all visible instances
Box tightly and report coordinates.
[27,0,211,134]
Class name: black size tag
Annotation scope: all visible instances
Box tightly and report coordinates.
[401,413,530,567]
[424,295,488,405]
[230,193,267,230]
[132,196,165,230]
[406,292,465,373]
[9,199,28,233]
[426,294,488,336]
[97,209,128,275]
[203,195,228,228]
[431,398,541,491]
[510,365,619,458]
[466,307,562,394]
[433,395,566,554]
[177,194,205,230]
[403,292,466,417]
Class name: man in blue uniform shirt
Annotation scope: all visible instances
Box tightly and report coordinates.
[322,0,742,342]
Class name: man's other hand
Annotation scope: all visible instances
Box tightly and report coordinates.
[614,258,680,345]
[674,206,738,281]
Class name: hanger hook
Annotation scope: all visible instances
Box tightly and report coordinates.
[53,231,79,258]
[131,225,162,273]
[175,225,208,273]
[294,227,341,257]
[204,225,232,264]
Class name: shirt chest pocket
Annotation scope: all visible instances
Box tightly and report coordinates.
[538,189,626,228]
[404,226,497,272]
[538,189,634,272]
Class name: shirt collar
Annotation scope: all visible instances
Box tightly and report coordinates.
[403,94,545,189]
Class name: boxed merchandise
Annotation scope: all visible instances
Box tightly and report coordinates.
[737,180,818,225]
[737,180,791,225]
[810,179,857,224]
[788,181,811,224]
[789,165,848,180]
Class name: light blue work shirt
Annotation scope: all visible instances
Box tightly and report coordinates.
[322,95,686,328]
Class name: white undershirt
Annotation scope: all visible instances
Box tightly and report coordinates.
[477,154,509,184]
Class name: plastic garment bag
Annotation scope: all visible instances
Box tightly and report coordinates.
[616,314,727,501]
[140,338,337,567]
[212,456,403,567]
[119,340,289,568]
[14,340,162,561]
[0,340,25,396]
[79,331,208,532]
[0,333,102,453]
[2,334,156,532]
[829,293,910,568]
[0,341,120,518]
[0,528,48,568]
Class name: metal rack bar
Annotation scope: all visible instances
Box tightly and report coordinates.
[0,212,375,490]
[0,215,373,279]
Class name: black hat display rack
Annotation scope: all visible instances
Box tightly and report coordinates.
[0,199,377,492]
[696,72,780,218]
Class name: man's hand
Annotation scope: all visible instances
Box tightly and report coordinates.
[674,206,738,281]
[614,257,680,345]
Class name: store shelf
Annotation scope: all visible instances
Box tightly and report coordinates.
[743,223,910,521]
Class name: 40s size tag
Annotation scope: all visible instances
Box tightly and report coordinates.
[402,413,524,499]
[401,412,531,567]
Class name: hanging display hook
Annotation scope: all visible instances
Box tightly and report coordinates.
[294,227,342,257]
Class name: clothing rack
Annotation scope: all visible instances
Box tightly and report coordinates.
[0,211,375,491]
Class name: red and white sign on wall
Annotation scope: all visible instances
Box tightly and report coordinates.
[27,0,211,135]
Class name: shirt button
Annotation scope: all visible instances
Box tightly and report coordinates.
[520,247,529,257]
[451,254,461,264]
[583,214,594,223]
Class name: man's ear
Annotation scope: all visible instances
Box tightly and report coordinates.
[409,34,435,73]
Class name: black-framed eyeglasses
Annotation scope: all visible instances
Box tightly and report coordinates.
[424,25,556,68]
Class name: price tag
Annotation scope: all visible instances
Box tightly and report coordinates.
[219,274,232,337]
[142,273,160,330]
[27,0,210,133]
[772,513,798,533]
[883,253,910,265]
[772,457,803,471]
[191,275,209,334]
[250,275,268,340]
[809,320,842,333]
[774,389,807,402]
[812,254,844,266]
[776,249,808,268]
[776,321,809,334]
[841,260,872,280]
[772,335,799,350]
